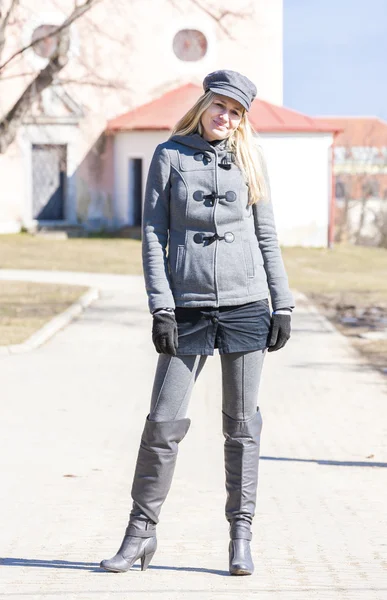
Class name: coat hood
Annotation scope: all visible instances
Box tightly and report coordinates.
[169,133,229,152]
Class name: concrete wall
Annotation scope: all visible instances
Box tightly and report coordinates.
[0,148,24,233]
[259,133,333,247]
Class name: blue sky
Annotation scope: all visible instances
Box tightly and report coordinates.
[283,0,387,119]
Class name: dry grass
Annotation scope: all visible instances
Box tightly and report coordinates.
[0,281,87,345]
[0,233,143,274]
[282,244,387,374]
[282,243,387,298]
[0,235,386,371]
[0,234,384,289]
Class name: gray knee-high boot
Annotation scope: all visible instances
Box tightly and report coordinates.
[223,408,263,576]
[100,415,190,573]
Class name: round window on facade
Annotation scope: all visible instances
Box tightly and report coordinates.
[173,29,208,62]
[31,24,60,58]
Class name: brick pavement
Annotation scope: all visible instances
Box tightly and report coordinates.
[1,276,386,600]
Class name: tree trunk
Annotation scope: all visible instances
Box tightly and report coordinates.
[355,196,369,245]
[0,0,97,154]
[0,33,70,153]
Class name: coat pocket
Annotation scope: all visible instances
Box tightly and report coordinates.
[175,245,185,284]
[243,240,255,279]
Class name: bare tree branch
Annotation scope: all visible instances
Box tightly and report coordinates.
[187,0,252,37]
[0,32,70,152]
[0,0,20,62]
[0,0,100,152]
[58,77,133,91]
[81,10,134,47]
[0,69,35,79]
[0,0,251,155]
[0,0,100,73]
[0,70,129,88]
[334,120,387,245]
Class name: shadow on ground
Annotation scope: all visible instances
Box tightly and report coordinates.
[261,456,387,467]
[0,557,228,576]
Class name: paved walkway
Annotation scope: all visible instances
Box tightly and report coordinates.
[1,271,386,599]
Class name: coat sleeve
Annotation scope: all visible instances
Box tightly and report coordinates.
[252,146,295,311]
[142,144,175,313]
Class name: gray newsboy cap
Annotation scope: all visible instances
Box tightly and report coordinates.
[203,69,257,111]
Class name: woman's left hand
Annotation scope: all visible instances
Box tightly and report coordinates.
[267,313,291,352]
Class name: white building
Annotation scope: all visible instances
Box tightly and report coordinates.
[0,0,284,234]
[108,84,339,246]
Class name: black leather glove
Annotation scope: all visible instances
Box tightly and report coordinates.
[152,312,178,355]
[267,313,291,352]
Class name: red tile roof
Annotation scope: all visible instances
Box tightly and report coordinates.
[315,116,387,146]
[107,83,340,134]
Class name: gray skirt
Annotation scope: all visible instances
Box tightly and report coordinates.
[175,299,271,356]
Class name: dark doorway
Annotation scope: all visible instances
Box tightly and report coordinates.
[128,158,143,226]
[32,144,67,220]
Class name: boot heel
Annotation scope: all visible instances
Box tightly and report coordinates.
[141,549,156,571]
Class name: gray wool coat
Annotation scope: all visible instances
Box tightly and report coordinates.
[142,133,294,313]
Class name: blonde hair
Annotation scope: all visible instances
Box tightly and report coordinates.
[170,90,268,204]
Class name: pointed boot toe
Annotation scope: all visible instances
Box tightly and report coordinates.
[229,539,254,576]
[100,555,131,573]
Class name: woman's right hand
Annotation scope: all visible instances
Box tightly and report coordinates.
[152,311,178,355]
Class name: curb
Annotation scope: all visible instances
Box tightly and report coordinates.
[0,287,99,356]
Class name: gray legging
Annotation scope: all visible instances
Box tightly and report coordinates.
[129,348,266,529]
[149,349,266,422]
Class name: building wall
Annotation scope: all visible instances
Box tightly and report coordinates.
[0,0,283,232]
[114,130,333,247]
[114,131,167,228]
[258,133,333,246]
[0,146,25,233]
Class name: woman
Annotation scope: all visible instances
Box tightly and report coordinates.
[100,70,294,576]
